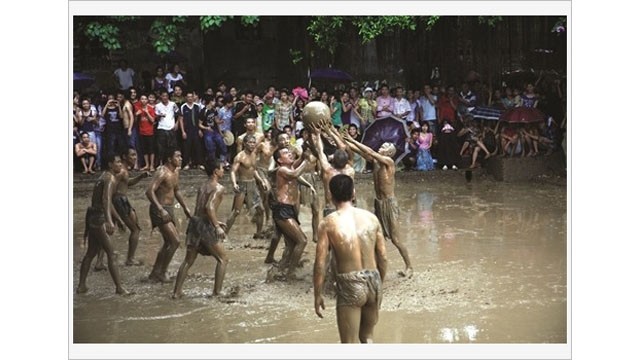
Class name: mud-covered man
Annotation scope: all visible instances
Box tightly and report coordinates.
[146,149,192,283]
[314,174,388,343]
[226,134,267,239]
[77,154,131,295]
[344,133,413,278]
[173,159,229,298]
[271,146,311,279]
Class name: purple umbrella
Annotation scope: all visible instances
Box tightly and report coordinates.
[361,115,410,165]
[73,72,95,90]
[310,68,354,82]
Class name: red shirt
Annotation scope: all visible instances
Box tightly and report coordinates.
[437,95,458,123]
[135,102,156,136]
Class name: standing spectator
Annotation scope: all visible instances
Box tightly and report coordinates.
[229,87,238,103]
[357,87,377,128]
[218,95,235,166]
[375,84,394,118]
[171,84,185,107]
[134,94,156,171]
[75,132,98,174]
[151,66,166,94]
[126,87,142,170]
[416,121,435,171]
[255,100,264,133]
[437,85,459,129]
[275,89,293,131]
[200,95,227,164]
[340,91,353,126]
[521,83,539,108]
[93,91,108,170]
[437,119,460,170]
[114,59,135,91]
[459,83,477,113]
[217,81,228,97]
[407,89,421,129]
[320,91,330,106]
[102,94,128,158]
[292,97,305,137]
[164,64,186,95]
[330,92,343,129]
[347,87,362,128]
[347,124,366,173]
[233,90,258,161]
[308,86,319,102]
[419,84,439,136]
[179,91,204,170]
[154,90,180,164]
[392,86,411,124]
[262,94,278,131]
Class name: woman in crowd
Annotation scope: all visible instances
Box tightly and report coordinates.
[416,121,435,171]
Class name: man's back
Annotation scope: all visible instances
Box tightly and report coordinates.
[324,207,383,275]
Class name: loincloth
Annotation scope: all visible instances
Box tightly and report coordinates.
[149,204,175,229]
[237,179,263,211]
[299,172,319,207]
[112,194,140,230]
[272,202,299,224]
[186,216,221,256]
[335,269,382,308]
[373,197,399,240]
[85,206,105,230]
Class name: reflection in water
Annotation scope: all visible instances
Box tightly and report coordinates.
[73,173,566,344]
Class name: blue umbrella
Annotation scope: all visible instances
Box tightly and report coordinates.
[73,72,95,90]
[309,68,354,82]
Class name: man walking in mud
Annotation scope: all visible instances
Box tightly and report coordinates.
[226,134,267,239]
[173,159,229,298]
[343,133,413,278]
[146,149,192,283]
[314,174,388,343]
[77,154,131,295]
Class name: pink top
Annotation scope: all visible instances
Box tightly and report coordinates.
[418,132,432,150]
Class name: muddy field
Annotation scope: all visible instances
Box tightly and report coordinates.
[72,169,566,344]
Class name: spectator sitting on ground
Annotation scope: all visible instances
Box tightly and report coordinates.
[403,128,420,171]
[75,131,98,174]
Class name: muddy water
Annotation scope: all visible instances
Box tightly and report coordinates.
[72,171,566,344]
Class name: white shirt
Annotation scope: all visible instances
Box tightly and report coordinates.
[155,101,179,131]
[114,68,135,90]
[164,73,184,94]
[392,98,411,119]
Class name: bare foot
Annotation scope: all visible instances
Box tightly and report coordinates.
[264,257,277,264]
[94,263,106,272]
[150,167,156,172]
[125,259,144,266]
[398,267,414,278]
[171,292,183,299]
[116,288,133,296]
[148,273,169,283]
[484,153,492,159]
[76,285,89,294]
[140,166,149,171]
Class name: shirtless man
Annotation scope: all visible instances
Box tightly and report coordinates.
[264,132,315,264]
[173,159,229,298]
[255,128,276,225]
[309,125,355,217]
[296,129,321,243]
[271,146,311,279]
[114,148,151,265]
[314,174,387,343]
[343,134,413,278]
[236,118,264,153]
[226,134,267,238]
[146,150,192,283]
[77,154,131,295]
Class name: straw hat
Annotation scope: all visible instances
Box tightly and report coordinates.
[223,131,235,146]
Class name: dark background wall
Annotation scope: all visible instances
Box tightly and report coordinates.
[74,16,566,94]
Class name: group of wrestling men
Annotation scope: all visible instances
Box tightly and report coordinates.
[76,102,413,343]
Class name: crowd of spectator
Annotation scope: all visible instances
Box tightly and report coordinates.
[72,61,566,174]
